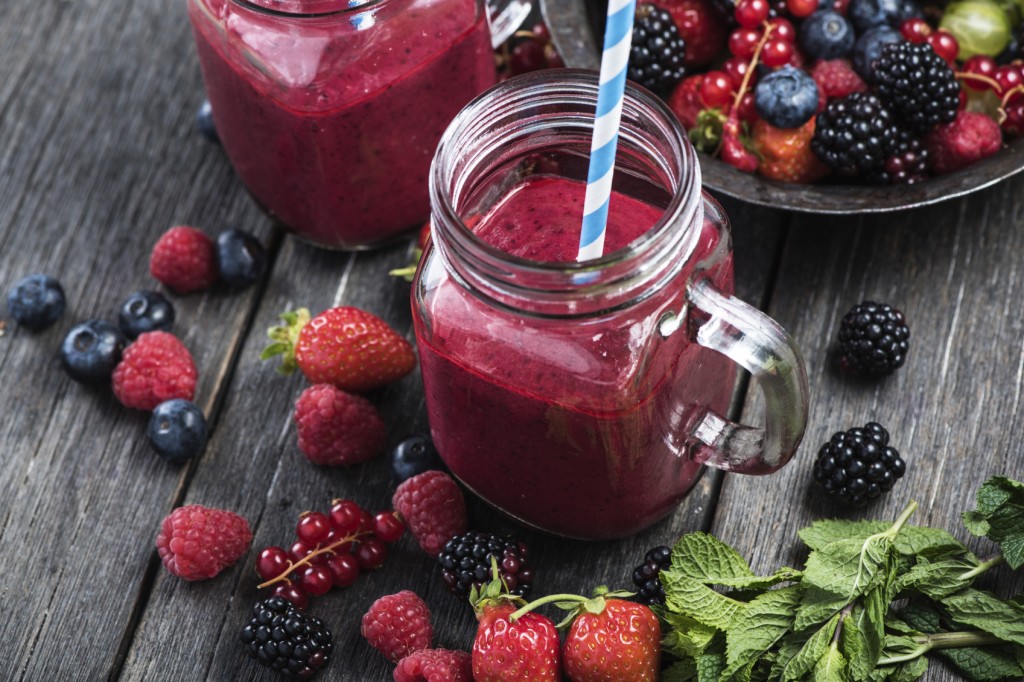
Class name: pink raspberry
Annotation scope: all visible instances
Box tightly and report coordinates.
[112,331,197,410]
[393,649,473,682]
[155,505,251,580]
[811,59,867,106]
[150,226,217,294]
[392,471,467,558]
[293,384,386,466]
[926,111,1003,174]
[361,590,433,663]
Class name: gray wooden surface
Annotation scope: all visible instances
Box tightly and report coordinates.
[0,0,1021,680]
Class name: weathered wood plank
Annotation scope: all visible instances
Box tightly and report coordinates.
[711,177,1024,681]
[0,0,273,678]
[119,189,788,680]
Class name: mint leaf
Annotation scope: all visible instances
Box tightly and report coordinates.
[963,476,1024,569]
[800,521,966,560]
[663,658,698,682]
[723,585,801,677]
[814,643,848,682]
[894,600,943,633]
[779,612,841,681]
[842,588,887,682]
[938,644,1024,681]
[696,652,725,682]
[893,556,979,600]
[884,656,929,682]
[663,574,747,631]
[943,589,1024,646]
[662,611,719,659]
[671,533,756,582]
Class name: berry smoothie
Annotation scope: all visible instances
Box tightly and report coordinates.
[416,176,735,539]
[188,0,495,248]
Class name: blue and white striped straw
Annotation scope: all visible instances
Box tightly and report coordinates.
[577,0,637,262]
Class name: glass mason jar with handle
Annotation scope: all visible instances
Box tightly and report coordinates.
[187,0,496,249]
[412,71,809,539]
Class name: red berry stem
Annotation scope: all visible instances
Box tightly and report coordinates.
[955,71,1002,92]
[729,22,775,114]
[999,85,1024,114]
[257,530,366,589]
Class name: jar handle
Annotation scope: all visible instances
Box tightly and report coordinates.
[672,278,809,474]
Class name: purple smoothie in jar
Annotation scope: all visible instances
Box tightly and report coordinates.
[188,0,495,249]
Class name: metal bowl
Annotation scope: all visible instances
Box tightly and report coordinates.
[540,0,1024,213]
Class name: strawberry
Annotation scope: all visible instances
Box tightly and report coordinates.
[471,567,561,681]
[262,306,415,393]
[658,0,727,68]
[753,118,830,184]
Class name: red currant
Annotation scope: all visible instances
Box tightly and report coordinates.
[272,583,309,609]
[899,18,931,43]
[355,538,389,570]
[701,70,736,108]
[729,28,762,59]
[290,539,315,562]
[737,91,758,124]
[300,565,334,595]
[296,511,331,545]
[372,511,405,543]
[996,66,1023,98]
[256,547,290,580]
[735,0,770,28]
[786,0,818,18]
[531,22,551,44]
[927,31,959,63]
[327,553,360,587]
[768,18,796,44]
[831,0,849,12]
[329,499,364,535]
[1003,100,1024,135]
[723,57,751,89]
[962,56,999,91]
[509,40,546,76]
[761,38,794,68]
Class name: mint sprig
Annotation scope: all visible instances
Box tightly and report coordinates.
[660,476,1024,681]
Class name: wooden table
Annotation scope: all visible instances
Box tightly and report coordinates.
[2,1,1022,680]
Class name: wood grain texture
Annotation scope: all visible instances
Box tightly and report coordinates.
[0,0,272,678]
[712,176,1024,681]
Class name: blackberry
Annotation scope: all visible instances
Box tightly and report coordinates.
[812,92,900,175]
[838,301,910,375]
[873,130,928,184]
[630,545,671,605]
[628,5,687,97]
[240,597,332,679]
[438,531,532,597]
[875,41,960,133]
[812,422,906,506]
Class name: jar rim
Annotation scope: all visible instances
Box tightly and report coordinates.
[235,0,382,16]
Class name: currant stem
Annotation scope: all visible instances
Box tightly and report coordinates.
[257,531,366,589]
[955,71,1002,92]
[731,22,775,114]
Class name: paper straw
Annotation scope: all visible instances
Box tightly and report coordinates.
[577,0,637,262]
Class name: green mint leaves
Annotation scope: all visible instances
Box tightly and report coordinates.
[660,477,1024,681]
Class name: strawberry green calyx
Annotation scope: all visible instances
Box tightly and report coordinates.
[509,585,636,629]
[470,558,527,615]
[260,307,311,375]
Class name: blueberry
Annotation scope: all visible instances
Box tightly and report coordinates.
[118,290,175,339]
[148,399,208,463]
[216,229,267,290]
[7,274,65,331]
[799,11,855,60]
[390,435,445,485]
[60,320,126,384]
[852,27,903,82]
[754,66,820,129]
[196,99,218,143]
[848,0,921,33]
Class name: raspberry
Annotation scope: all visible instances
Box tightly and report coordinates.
[812,422,906,507]
[393,649,473,682]
[392,471,468,558]
[837,301,910,376]
[112,331,197,410]
[361,590,433,663]
[240,597,332,678]
[149,226,217,294]
[438,532,533,597]
[925,111,1003,174]
[753,118,830,183]
[293,384,386,466]
[874,41,960,133]
[810,59,867,103]
[631,545,672,605]
[156,504,252,580]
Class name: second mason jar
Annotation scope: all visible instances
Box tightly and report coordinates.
[414,71,809,540]
[188,0,496,249]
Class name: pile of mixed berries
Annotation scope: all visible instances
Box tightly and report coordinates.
[627,0,1024,183]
